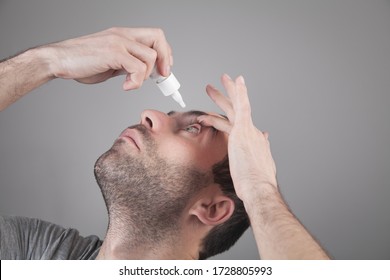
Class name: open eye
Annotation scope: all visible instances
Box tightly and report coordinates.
[184,124,202,134]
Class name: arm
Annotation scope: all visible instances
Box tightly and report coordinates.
[198,74,330,259]
[243,183,329,259]
[0,48,53,111]
[0,27,173,111]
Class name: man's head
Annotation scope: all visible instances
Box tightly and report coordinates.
[94,110,249,259]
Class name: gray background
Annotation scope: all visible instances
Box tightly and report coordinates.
[0,0,389,259]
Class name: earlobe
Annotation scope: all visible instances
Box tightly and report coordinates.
[190,196,235,226]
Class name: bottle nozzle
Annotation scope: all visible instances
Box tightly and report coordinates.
[172,91,186,108]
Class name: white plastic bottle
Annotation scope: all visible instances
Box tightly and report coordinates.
[150,67,186,108]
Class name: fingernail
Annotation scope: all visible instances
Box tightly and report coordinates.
[237,75,245,85]
[207,84,217,90]
[165,65,171,76]
[223,73,232,80]
[170,55,174,66]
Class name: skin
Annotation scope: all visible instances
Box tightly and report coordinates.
[0,27,330,259]
[95,111,233,259]
[140,110,228,170]
[0,27,172,111]
[198,75,330,259]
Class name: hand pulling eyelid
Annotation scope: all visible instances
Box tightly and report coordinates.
[150,67,186,108]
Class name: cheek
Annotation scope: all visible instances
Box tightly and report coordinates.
[157,140,198,163]
[156,139,225,170]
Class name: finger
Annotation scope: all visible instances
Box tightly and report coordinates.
[206,84,235,122]
[197,115,232,134]
[234,75,252,122]
[221,74,237,103]
[222,74,252,124]
[155,41,172,77]
[139,28,171,77]
[118,28,172,77]
[123,40,158,80]
[168,44,173,66]
[120,55,148,90]
[220,74,244,124]
[123,72,145,90]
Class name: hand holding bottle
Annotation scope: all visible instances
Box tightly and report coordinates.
[47,27,173,90]
[0,27,174,110]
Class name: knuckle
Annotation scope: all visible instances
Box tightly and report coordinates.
[146,48,158,63]
[138,62,147,73]
[133,64,147,80]
[152,28,166,42]
[154,28,165,37]
[107,26,121,34]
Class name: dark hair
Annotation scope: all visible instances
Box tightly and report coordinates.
[198,156,250,259]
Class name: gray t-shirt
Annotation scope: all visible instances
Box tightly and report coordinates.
[0,215,102,259]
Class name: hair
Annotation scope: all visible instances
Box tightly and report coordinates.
[198,155,250,260]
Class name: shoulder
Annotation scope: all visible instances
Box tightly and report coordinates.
[0,215,102,260]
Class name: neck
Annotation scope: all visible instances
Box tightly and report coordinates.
[96,219,197,260]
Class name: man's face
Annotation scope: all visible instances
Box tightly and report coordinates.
[128,110,228,171]
[93,110,228,243]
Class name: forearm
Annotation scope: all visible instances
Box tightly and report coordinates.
[0,47,54,111]
[199,74,329,259]
[244,184,330,260]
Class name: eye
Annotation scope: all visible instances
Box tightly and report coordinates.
[184,124,202,134]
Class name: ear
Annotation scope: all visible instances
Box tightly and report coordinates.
[189,193,235,226]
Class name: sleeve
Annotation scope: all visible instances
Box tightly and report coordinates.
[0,215,102,260]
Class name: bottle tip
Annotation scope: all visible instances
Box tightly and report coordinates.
[172,91,186,108]
[179,100,186,108]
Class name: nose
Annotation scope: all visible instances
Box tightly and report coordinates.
[140,110,171,132]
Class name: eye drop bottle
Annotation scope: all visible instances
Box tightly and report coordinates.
[150,67,186,108]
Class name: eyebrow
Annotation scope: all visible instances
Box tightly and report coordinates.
[167,111,208,130]
[167,110,228,120]
[167,110,208,118]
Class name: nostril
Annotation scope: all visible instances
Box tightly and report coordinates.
[146,117,153,128]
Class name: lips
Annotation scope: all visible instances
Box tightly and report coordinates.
[119,129,141,150]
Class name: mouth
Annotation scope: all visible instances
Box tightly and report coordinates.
[118,129,141,150]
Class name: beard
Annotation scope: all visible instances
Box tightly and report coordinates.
[94,124,211,245]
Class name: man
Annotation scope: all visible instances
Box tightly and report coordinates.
[0,27,329,259]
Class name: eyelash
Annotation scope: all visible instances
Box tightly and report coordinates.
[183,123,217,135]
[184,124,202,134]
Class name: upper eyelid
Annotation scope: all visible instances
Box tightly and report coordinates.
[180,116,202,127]
[185,122,202,131]
[182,123,202,135]
[186,122,217,135]
[184,120,216,131]
[175,114,215,133]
